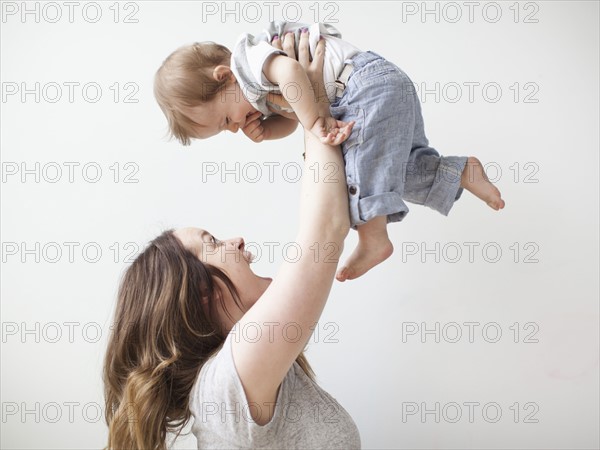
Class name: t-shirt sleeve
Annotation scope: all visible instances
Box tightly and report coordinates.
[230,33,287,116]
[190,330,295,448]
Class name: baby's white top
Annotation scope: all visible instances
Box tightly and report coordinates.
[230,21,361,116]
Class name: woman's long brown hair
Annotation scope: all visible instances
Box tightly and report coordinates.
[103,229,314,449]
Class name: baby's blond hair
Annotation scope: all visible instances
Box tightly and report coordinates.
[154,42,232,145]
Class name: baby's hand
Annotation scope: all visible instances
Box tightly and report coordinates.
[310,117,355,146]
[242,111,269,143]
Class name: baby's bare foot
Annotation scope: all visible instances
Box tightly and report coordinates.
[336,235,393,282]
[461,156,505,210]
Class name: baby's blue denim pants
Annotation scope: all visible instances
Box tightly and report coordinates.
[330,51,468,229]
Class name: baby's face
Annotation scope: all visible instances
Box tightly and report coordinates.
[181,81,258,139]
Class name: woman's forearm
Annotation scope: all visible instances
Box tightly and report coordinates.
[297,131,350,247]
[296,38,348,243]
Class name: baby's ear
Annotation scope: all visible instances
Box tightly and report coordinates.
[212,65,234,83]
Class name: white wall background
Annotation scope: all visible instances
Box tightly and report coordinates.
[1,1,598,449]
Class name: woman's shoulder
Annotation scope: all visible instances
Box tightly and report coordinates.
[190,329,299,416]
[188,331,299,447]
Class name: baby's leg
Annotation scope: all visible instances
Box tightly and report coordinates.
[403,90,504,213]
[329,54,417,281]
[336,215,393,282]
[404,150,505,212]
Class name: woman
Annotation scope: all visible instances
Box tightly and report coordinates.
[103,33,360,449]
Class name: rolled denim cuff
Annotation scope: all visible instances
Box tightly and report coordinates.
[424,156,467,216]
[350,191,409,229]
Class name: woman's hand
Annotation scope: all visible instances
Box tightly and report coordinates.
[272,32,329,115]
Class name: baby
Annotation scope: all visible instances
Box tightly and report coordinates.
[154,21,505,282]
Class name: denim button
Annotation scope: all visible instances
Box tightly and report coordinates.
[349,185,357,195]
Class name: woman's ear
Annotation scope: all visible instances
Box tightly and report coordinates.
[212,65,234,83]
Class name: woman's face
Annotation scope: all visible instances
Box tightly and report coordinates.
[173,227,272,333]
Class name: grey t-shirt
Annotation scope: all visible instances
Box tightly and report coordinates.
[188,330,361,449]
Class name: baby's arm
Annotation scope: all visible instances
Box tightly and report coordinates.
[242,111,298,142]
[262,50,350,145]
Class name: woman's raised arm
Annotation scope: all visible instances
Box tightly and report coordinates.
[231,34,353,424]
